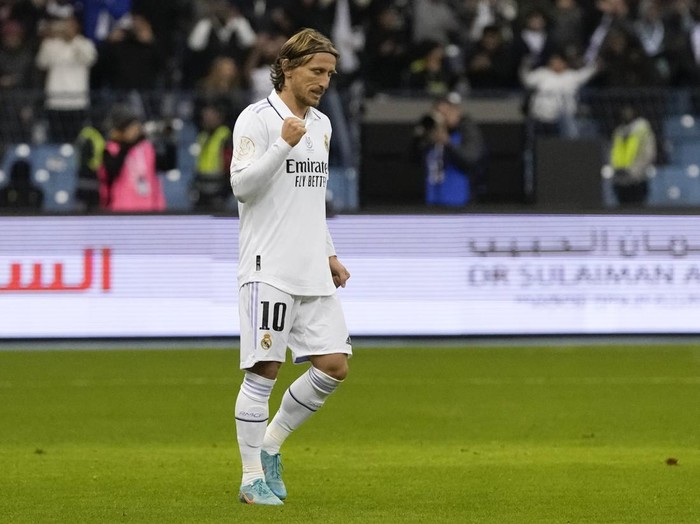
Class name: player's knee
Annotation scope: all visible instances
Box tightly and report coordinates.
[332,364,348,381]
[310,353,348,381]
[324,358,349,381]
[247,360,281,380]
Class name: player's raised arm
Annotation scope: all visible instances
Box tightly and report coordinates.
[230,111,292,203]
[280,117,306,147]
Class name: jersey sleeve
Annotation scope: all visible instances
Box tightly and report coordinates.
[230,108,292,203]
[325,224,336,257]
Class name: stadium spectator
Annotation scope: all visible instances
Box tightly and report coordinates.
[0,157,44,211]
[633,0,671,83]
[255,2,297,38]
[660,2,700,87]
[671,1,700,85]
[583,0,633,66]
[244,32,287,102]
[190,102,232,213]
[591,25,668,160]
[0,20,35,146]
[513,8,554,70]
[329,0,368,88]
[183,0,257,88]
[195,55,249,124]
[465,24,517,89]
[596,29,660,84]
[35,14,97,143]
[411,0,460,46]
[98,105,165,212]
[74,120,105,212]
[129,0,193,87]
[414,91,486,206]
[80,0,131,43]
[42,0,76,21]
[520,50,598,137]
[285,0,335,36]
[0,20,34,89]
[462,0,518,43]
[550,0,587,61]
[609,104,656,206]
[361,2,410,96]
[92,14,163,90]
[404,39,458,96]
[0,0,41,44]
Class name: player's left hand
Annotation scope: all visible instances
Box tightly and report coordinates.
[329,256,350,288]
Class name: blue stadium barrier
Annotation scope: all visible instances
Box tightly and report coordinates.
[649,166,700,206]
[327,166,359,212]
[1,143,77,212]
[669,138,700,166]
[160,140,196,211]
[0,135,202,212]
[601,175,616,207]
[664,114,700,140]
[603,165,700,208]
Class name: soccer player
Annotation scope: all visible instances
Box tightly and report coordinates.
[230,28,352,506]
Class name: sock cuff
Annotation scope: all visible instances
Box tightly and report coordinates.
[308,366,341,395]
[241,371,276,402]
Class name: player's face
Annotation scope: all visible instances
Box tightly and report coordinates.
[287,52,337,109]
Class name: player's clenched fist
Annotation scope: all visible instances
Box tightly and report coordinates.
[281,117,306,147]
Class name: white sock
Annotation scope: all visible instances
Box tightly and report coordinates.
[263,366,341,455]
[235,371,276,486]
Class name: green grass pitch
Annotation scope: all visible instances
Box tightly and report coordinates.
[1,343,699,523]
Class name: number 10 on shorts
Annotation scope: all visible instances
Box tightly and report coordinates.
[260,301,287,332]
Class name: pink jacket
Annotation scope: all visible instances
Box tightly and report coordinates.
[99,139,165,212]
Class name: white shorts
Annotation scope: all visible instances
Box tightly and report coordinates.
[238,282,352,369]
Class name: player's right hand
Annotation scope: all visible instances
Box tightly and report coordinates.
[281,117,306,147]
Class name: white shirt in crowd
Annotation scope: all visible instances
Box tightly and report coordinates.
[35,34,97,110]
[521,64,597,123]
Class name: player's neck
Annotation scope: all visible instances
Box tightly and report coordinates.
[278,90,308,119]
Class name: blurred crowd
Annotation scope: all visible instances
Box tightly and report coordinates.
[0,0,699,148]
[2,0,700,212]
[1,0,700,101]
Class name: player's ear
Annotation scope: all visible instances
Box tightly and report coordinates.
[280,58,292,76]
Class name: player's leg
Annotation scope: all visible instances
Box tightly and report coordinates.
[261,294,352,498]
[237,366,284,505]
[236,282,296,505]
[262,353,348,455]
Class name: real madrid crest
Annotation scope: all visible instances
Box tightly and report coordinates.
[324,134,329,152]
[260,333,272,350]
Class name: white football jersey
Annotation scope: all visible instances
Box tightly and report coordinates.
[230,90,336,296]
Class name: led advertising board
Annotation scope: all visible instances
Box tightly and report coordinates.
[3,214,700,337]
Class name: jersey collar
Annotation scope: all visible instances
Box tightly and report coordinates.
[268,90,321,122]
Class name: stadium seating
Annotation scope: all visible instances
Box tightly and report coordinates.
[649,166,700,206]
[663,114,700,140]
[1,143,76,212]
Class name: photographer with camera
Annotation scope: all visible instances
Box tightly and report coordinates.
[97,105,166,212]
[413,92,486,207]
